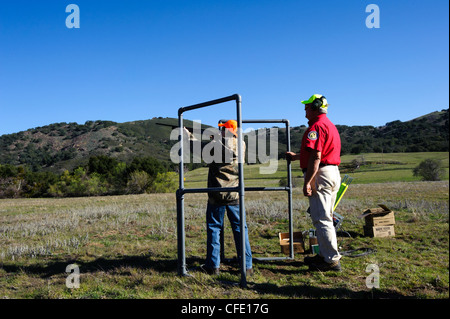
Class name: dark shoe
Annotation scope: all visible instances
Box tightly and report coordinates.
[309,259,341,272]
[304,254,324,265]
[246,268,254,277]
[200,264,220,275]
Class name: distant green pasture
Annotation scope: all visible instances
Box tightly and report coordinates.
[184,152,449,188]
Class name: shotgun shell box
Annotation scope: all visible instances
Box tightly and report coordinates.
[364,225,395,238]
[279,232,305,254]
[359,204,395,237]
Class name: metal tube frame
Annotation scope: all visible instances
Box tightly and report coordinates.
[176,94,247,287]
[176,96,294,288]
[218,119,294,262]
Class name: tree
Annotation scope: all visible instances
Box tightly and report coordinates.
[88,155,119,176]
[148,172,177,193]
[126,157,165,177]
[126,171,151,194]
[48,168,107,197]
[413,159,445,181]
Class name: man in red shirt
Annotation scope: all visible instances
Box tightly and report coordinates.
[286,94,342,271]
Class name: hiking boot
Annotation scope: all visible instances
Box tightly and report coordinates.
[303,254,324,265]
[246,268,254,277]
[200,264,220,275]
[309,259,342,272]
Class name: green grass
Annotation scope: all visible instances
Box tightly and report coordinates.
[184,152,449,188]
[0,152,449,299]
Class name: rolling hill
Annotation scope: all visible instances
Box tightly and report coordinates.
[0,109,448,173]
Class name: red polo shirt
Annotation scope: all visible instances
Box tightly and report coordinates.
[300,114,341,169]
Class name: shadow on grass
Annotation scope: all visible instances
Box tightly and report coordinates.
[250,281,410,299]
[1,253,179,278]
[2,254,409,299]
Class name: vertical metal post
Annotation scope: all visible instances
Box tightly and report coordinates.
[177,113,187,276]
[285,120,294,259]
[235,95,247,288]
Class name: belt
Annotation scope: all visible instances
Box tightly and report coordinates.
[302,163,336,173]
[319,163,336,167]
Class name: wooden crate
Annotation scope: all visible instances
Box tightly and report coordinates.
[279,232,305,254]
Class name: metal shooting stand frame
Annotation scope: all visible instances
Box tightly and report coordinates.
[175,94,295,288]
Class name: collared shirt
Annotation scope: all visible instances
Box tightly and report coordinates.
[300,114,341,170]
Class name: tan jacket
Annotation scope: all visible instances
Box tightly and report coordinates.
[207,136,245,205]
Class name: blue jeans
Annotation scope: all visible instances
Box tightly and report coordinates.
[205,203,252,269]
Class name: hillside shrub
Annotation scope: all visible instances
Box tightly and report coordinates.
[126,171,151,194]
[148,172,177,193]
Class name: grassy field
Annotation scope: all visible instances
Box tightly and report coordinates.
[184,152,449,188]
[0,153,448,300]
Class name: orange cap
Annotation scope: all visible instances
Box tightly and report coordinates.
[218,120,238,137]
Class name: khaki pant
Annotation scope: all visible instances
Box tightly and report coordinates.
[309,165,341,263]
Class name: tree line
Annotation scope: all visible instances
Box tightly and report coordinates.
[0,155,177,199]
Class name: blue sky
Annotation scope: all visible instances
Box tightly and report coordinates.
[0,0,448,136]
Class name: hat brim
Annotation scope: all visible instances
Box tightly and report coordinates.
[301,94,322,104]
[218,124,237,136]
